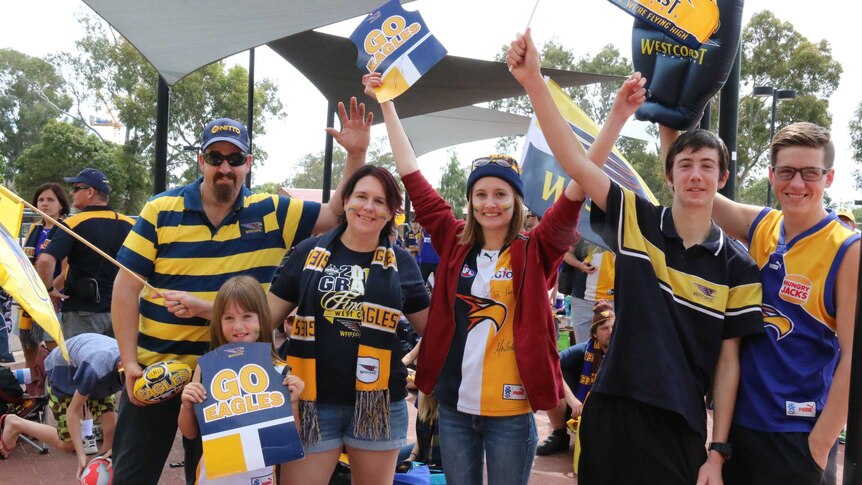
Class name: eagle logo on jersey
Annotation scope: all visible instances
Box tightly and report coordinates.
[762,303,793,340]
[458,294,507,333]
[693,282,718,302]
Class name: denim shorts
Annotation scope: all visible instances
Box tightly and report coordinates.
[304,399,408,454]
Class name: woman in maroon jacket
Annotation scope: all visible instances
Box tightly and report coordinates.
[362,71,648,484]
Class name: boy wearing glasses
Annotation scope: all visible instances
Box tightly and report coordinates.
[710,122,860,484]
[111,102,372,484]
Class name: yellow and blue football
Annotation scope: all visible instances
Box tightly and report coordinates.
[133,360,192,404]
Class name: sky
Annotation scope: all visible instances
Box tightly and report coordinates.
[3,0,861,205]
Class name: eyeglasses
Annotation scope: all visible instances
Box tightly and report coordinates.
[203,151,248,167]
[771,166,830,181]
[471,156,520,173]
[71,185,91,193]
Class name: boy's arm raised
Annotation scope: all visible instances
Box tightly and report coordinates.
[508,29,644,210]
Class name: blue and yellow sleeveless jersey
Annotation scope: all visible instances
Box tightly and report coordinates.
[117,178,320,367]
[734,209,859,433]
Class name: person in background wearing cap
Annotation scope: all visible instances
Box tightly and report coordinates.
[110,99,372,485]
[523,209,541,232]
[36,168,134,338]
[837,209,858,232]
[537,300,614,456]
[364,70,604,484]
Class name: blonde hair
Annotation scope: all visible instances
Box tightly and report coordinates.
[458,192,526,247]
[418,391,439,422]
[210,275,278,360]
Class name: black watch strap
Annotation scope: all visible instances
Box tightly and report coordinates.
[709,441,733,459]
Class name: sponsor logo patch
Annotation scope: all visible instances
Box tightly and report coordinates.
[779,274,812,305]
[240,221,264,235]
[786,401,816,418]
[502,384,527,400]
[460,265,476,278]
[356,356,380,384]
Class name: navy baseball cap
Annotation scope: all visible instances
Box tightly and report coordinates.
[201,118,250,153]
[64,168,111,194]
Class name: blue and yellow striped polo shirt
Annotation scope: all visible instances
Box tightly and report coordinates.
[117,178,320,367]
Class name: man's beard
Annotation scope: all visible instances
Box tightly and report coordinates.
[213,173,238,203]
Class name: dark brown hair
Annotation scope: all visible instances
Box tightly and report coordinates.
[771,122,834,169]
[32,183,71,218]
[664,129,729,179]
[339,164,403,238]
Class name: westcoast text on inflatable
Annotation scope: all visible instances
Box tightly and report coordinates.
[202,364,286,423]
[363,15,422,72]
[640,39,708,64]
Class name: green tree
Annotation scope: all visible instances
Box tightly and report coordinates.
[252,181,285,195]
[0,49,72,182]
[14,120,150,213]
[850,102,862,190]
[285,139,396,189]
[735,11,841,191]
[59,12,284,188]
[436,149,467,219]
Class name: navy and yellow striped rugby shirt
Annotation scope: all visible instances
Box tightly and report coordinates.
[117,178,320,367]
[589,181,763,440]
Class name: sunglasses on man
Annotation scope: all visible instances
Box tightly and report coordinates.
[71,185,92,193]
[203,151,248,167]
[471,156,520,173]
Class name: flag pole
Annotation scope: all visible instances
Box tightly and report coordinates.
[527,0,541,28]
[1,186,156,292]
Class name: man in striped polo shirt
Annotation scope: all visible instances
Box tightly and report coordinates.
[110,99,372,484]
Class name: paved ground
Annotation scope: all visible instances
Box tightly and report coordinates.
[1,333,845,484]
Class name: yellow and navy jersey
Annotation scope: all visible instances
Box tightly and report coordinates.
[583,247,615,302]
[735,209,860,433]
[436,245,531,416]
[117,178,320,367]
[589,182,763,439]
[43,206,134,313]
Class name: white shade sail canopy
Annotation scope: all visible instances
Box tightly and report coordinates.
[81,0,414,84]
[402,107,530,157]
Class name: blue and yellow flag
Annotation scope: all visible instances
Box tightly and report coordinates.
[350,0,447,102]
[0,185,68,360]
[608,0,719,48]
[520,79,658,247]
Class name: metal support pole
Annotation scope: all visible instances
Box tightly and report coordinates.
[245,48,255,189]
[844,254,862,484]
[322,101,336,203]
[718,48,741,200]
[765,92,777,207]
[154,76,170,195]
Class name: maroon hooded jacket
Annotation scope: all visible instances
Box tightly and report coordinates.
[404,170,583,411]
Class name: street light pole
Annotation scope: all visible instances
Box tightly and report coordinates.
[753,86,797,207]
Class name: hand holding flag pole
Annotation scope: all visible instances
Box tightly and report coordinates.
[0,185,156,293]
[509,0,540,73]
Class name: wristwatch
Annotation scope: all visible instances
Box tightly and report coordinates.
[708,441,733,460]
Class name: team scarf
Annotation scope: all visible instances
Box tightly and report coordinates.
[287,223,402,445]
[574,337,604,403]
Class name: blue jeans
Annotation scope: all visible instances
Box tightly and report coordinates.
[437,404,537,485]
